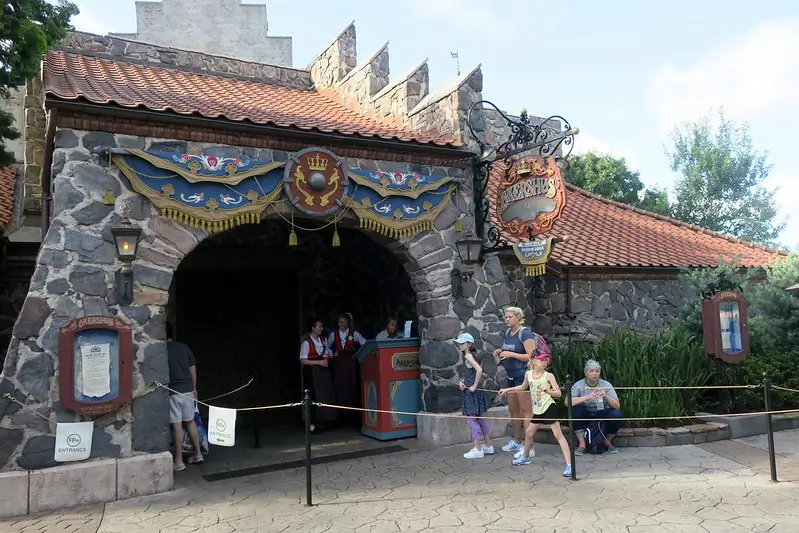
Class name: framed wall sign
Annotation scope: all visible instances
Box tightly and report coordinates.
[701,291,750,363]
[58,315,133,416]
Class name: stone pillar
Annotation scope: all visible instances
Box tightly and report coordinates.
[0,130,203,471]
[308,22,357,88]
[22,77,46,214]
[336,43,390,115]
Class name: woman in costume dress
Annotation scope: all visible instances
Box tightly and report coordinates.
[328,312,367,421]
[299,318,337,433]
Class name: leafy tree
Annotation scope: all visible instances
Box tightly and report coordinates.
[0,0,79,166]
[667,108,784,246]
[566,152,671,215]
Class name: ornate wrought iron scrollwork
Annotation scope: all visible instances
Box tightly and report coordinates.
[467,100,578,257]
[701,272,743,300]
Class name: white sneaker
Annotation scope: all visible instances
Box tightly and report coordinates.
[463,447,485,459]
[501,440,522,452]
[483,445,495,455]
[514,447,535,459]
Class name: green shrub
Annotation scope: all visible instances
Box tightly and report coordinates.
[550,328,714,424]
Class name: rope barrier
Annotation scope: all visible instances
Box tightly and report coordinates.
[437,375,758,394]
[150,381,300,412]
[201,379,254,402]
[773,385,799,394]
[312,401,799,423]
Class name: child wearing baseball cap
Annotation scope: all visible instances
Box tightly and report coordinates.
[499,352,573,478]
[455,332,494,459]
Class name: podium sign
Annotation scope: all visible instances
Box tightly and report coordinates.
[355,338,421,440]
[58,315,133,416]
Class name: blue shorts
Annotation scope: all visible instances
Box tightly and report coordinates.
[505,367,527,388]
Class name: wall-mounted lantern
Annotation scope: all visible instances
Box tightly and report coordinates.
[701,273,750,363]
[451,232,482,298]
[110,217,142,306]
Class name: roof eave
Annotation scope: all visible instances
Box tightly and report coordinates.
[45,96,475,162]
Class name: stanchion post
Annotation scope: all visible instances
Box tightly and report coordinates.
[303,389,314,505]
[762,373,778,482]
[566,375,577,481]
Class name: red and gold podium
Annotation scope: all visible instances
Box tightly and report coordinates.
[355,338,421,440]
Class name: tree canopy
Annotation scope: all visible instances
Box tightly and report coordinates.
[565,152,671,216]
[0,0,79,166]
[667,108,784,247]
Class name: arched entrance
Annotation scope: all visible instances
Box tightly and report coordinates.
[166,216,417,469]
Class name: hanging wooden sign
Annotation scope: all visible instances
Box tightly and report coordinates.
[495,155,566,238]
[701,291,750,363]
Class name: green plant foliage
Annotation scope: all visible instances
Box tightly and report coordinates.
[550,328,714,425]
[0,0,79,166]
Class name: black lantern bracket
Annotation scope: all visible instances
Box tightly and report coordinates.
[464,100,579,258]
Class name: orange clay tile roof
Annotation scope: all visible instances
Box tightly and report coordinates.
[42,50,459,147]
[0,166,17,228]
[488,165,787,268]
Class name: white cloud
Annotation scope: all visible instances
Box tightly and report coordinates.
[648,19,799,132]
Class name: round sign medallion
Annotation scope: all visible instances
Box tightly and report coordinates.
[283,147,350,217]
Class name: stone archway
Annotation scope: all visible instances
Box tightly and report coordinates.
[0,131,533,470]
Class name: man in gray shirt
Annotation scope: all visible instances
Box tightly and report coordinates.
[570,359,624,455]
[167,323,204,471]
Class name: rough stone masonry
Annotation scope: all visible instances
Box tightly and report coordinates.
[0,128,535,471]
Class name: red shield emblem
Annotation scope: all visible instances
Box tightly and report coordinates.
[283,147,350,217]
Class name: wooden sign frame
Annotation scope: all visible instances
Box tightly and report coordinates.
[58,315,133,416]
[701,291,750,363]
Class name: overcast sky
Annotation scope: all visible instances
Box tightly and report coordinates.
[70,0,799,250]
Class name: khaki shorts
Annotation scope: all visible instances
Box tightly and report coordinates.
[169,394,195,424]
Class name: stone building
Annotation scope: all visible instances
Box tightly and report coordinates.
[0,5,788,514]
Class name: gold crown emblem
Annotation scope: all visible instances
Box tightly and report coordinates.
[515,159,533,175]
[307,154,329,172]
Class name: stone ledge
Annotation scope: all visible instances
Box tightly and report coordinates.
[416,407,510,446]
[0,452,173,519]
[532,421,733,447]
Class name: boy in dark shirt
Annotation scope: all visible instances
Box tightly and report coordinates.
[166,323,203,471]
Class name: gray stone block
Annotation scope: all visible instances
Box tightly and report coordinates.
[117,452,173,500]
[29,458,117,513]
[626,435,666,447]
[417,406,509,446]
[665,429,695,446]
[0,471,28,518]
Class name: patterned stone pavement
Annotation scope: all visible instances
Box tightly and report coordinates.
[2,429,799,533]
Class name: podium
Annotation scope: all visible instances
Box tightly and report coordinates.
[355,338,421,440]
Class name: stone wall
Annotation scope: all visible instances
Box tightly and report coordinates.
[529,272,696,342]
[0,86,25,164]
[308,22,357,88]
[110,0,293,67]
[336,43,390,115]
[61,31,311,90]
[23,78,45,214]
[0,127,498,469]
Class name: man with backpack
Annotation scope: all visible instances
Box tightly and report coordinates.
[570,359,624,455]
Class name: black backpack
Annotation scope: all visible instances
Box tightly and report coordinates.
[584,420,608,454]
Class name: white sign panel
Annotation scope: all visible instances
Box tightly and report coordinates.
[80,343,111,398]
[54,422,94,462]
[208,406,237,447]
[403,320,412,338]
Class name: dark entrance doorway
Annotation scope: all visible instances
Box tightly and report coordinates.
[168,219,416,474]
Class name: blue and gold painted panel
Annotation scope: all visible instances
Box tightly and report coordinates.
[388,379,420,428]
[363,380,378,428]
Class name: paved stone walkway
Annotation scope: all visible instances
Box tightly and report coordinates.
[2,429,799,532]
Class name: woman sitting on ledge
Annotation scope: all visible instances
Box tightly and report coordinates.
[570,359,624,455]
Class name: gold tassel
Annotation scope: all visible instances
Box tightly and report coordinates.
[332,222,340,247]
[455,219,463,232]
[289,229,298,246]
